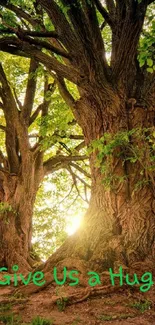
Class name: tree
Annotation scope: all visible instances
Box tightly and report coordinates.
[0,53,88,271]
[0,0,154,276]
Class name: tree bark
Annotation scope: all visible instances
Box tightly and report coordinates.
[0,153,44,272]
[41,85,155,276]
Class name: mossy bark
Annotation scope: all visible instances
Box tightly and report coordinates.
[41,88,155,275]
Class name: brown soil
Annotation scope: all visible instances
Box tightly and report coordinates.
[0,276,155,325]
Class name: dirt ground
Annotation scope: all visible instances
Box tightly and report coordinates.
[0,279,155,325]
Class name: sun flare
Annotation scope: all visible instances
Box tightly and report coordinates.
[66,213,83,236]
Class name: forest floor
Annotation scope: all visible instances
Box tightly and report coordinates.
[0,275,155,325]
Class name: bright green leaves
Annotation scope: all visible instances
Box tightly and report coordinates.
[138,4,155,72]
[89,128,155,190]
[146,57,154,73]
[2,55,30,100]
[138,33,155,72]
[10,0,36,14]
[38,96,75,152]
[0,10,17,29]
[147,58,153,67]
[90,131,130,163]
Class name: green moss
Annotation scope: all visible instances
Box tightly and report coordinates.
[0,303,11,312]
[128,299,152,312]
[0,313,21,325]
[98,315,113,321]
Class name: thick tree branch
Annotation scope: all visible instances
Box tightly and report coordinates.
[17,33,71,59]
[0,37,79,84]
[22,59,38,124]
[105,0,116,17]
[60,0,108,73]
[0,59,33,176]
[18,30,58,38]
[94,0,114,29]
[43,154,87,175]
[111,2,147,79]
[0,63,32,172]
[56,77,76,111]
[0,24,70,59]
[39,0,78,53]
[0,63,18,116]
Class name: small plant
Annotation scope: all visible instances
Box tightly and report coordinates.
[129,299,152,313]
[0,202,17,224]
[56,296,69,312]
[12,292,27,300]
[31,316,53,325]
[89,127,155,190]
[103,299,117,306]
[0,202,13,214]
[98,314,113,321]
[118,313,135,320]
[0,303,11,312]
[0,313,21,325]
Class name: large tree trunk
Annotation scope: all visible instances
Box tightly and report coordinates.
[0,153,43,272]
[42,85,155,276]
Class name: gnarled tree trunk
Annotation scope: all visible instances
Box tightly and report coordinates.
[42,85,155,276]
[0,153,43,272]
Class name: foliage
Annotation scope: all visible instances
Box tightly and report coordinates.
[56,296,69,312]
[0,202,13,214]
[0,313,21,325]
[0,313,53,325]
[89,127,155,190]
[129,299,152,313]
[138,3,155,72]
[31,316,53,325]
[0,203,16,225]
[0,303,11,313]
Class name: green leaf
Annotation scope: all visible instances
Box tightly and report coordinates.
[139,59,145,67]
[147,58,153,67]
[147,67,153,73]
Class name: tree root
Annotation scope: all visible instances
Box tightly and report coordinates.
[45,284,134,307]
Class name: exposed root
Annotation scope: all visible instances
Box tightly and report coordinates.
[46,284,139,307]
